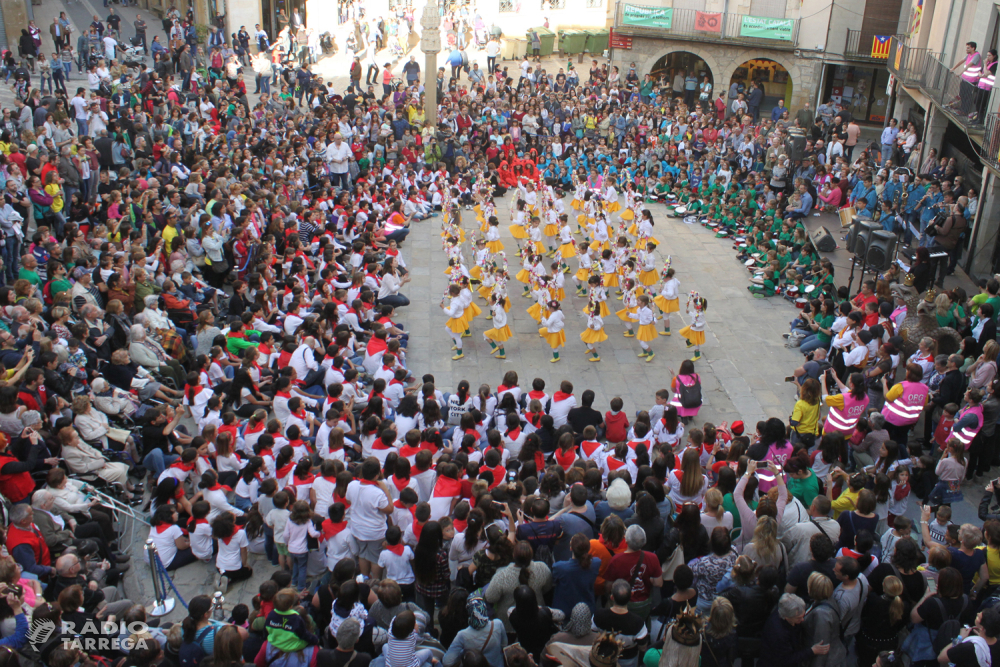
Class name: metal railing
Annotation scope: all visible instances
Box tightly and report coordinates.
[845,30,904,60]
[888,38,988,129]
[612,4,800,48]
[982,112,1000,171]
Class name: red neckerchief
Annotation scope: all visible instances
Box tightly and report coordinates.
[321,519,347,541]
[581,440,602,457]
[505,427,521,440]
[360,479,380,486]
[372,438,392,451]
[170,460,195,471]
[389,379,403,387]
[245,421,265,435]
[528,390,546,401]
[275,391,291,399]
[453,518,467,533]
[275,463,294,479]
[386,543,405,556]
[221,528,242,546]
[293,473,315,486]
[208,482,233,492]
[412,519,424,540]
[155,524,174,534]
[607,457,626,470]
[333,492,351,508]
[525,412,542,427]
[399,444,422,458]
[433,476,462,497]
[553,391,572,402]
[391,475,410,491]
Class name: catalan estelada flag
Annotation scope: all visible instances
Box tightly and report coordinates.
[872,35,892,58]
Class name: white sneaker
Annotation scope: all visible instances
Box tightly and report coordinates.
[218,575,229,593]
[213,571,222,589]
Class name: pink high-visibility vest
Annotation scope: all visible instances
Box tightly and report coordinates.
[949,404,984,449]
[881,381,928,427]
[824,392,870,435]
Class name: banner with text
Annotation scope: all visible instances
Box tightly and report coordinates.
[622,5,673,29]
[695,11,722,32]
[738,15,794,40]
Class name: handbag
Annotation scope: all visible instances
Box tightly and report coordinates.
[210,258,230,274]
[661,544,685,580]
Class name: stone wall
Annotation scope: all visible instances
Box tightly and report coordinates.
[612,35,822,112]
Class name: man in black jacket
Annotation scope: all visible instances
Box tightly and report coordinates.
[567,389,605,441]
[761,593,830,667]
[39,350,78,400]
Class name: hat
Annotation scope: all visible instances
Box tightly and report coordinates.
[731,420,745,435]
[73,266,89,280]
[26,144,37,153]
[589,633,624,667]
[606,478,631,510]
[467,597,490,630]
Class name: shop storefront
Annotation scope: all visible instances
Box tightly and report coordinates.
[731,58,792,111]
[822,64,892,124]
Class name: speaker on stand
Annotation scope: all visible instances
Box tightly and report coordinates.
[866,230,898,272]
[811,226,837,253]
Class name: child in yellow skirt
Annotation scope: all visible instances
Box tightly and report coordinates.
[571,178,586,213]
[517,252,545,297]
[470,238,489,283]
[679,295,708,362]
[620,185,637,225]
[574,242,593,296]
[600,249,619,291]
[612,238,631,298]
[527,276,551,323]
[485,217,504,253]
[654,267,680,336]
[549,262,566,301]
[509,200,529,239]
[527,217,546,255]
[458,277,481,338]
[539,300,566,363]
[617,280,639,338]
[635,210,659,249]
[578,193,597,235]
[583,275,611,318]
[637,242,659,287]
[483,295,512,359]
[629,295,658,363]
[592,212,610,252]
[581,303,607,362]
[542,206,560,256]
[555,215,576,273]
[479,264,496,302]
[604,180,621,214]
[441,284,466,360]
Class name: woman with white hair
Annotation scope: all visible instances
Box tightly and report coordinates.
[762,593,831,665]
[58,425,139,502]
[128,324,186,388]
[72,394,140,464]
[90,378,139,419]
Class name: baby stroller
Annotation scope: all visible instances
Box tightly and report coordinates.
[320,32,335,55]
[120,36,146,73]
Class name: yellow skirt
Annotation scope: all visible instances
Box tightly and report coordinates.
[637,323,658,342]
[581,327,608,344]
[487,240,504,253]
[504,298,511,312]
[605,201,621,213]
[478,284,492,299]
[577,213,589,224]
[474,204,482,214]
[470,266,483,280]
[480,219,489,232]
[584,301,611,318]
[638,270,659,286]
[603,273,619,288]
[636,238,660,249]
[532,241,546,254]
[571,198,583,210]
[679,326,706,346]
[559,242,577,258]
[527,302,545,322]
[543,223,559,237]
[540,328,567,349]
[515,269,532,284]
[553,287,566,301]
[446,317,466,334]
[616,306,638,322]
[627,223,638,236]
[467,301,483,318]
[484,325,512,343]
[509,224,528,239]
[574,267,591,282]
[594,240,610,253]
[654,296,680,313]
[441,229,466,242]
[620,209,635,221]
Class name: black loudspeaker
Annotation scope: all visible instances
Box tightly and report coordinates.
[786,133,807,162]
[866,230,897,271]
[853,220,880,257]
[812,226,837,253]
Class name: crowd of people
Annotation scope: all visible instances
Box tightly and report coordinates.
[0,3,997,667]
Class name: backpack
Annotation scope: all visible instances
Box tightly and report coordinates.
[677,375,702,409]
[178,625,213,667]
[931,595,969,655]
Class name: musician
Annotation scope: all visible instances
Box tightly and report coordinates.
[923,198,969,284]
[915,180,943,235]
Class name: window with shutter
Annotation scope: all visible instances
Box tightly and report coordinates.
[749,0,787,18]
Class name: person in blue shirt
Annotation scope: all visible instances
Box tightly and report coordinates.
[771,99,789,121]
[786,183,814,220]
[917,181,944,233]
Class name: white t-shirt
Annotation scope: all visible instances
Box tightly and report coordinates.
[190,521,213,560]
[149,524,183,567]
[377,546,415,584]
[344,480,390,541]
[216,528,248,573]
[549,395,577,428]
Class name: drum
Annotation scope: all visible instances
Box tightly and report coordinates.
[804,285,816,294]
[735,237,746,243]
[683,215,698,224]
[675,206,688,216]
[738,243,748,248]
[796,297,809,309]
[787,286,799,295]
[745,258,756,266]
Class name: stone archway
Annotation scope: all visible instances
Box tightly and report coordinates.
[720,53,804,111]
[621,38,724,92]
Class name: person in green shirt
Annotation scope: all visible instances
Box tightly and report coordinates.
[225,320,260,355]
[17,255,41,288]
[46,263,72,301]
[749,269,777,297]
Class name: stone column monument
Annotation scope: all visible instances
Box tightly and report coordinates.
[420,0,441,125]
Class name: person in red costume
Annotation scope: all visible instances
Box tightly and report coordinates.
[497,161,518,189]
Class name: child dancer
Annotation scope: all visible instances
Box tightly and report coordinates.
[549,261,566,301]
[679,293,708,362]
[485,217,504,253]
[555,215,576,273]
[539,300,566,363]
[637,242,659,288]
[483,295,511,360]
[630,294,658,363]
[617,279,639,338]
[581,302,607,362]
[441,284,466,360]
[635,210,659,249]
[543,202,560,256]
[509,200,529,239]
[527,217,546,256]
[574,242,593,296]
[527,276,551,323]
[458,277,481,338]
[654,265,679,336]
[584,274,611,318]
[600,249,619,293]
[470,237,490,284]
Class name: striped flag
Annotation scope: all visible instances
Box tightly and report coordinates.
[910,0,923,36]
[872,35,892,58]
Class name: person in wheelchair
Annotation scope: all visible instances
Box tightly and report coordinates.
[58,424,140,503]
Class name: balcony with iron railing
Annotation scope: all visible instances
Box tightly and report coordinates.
[887,37,989,136]
[982,113,1000,171]
[845,29,905,61]
[612,4,799,49]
